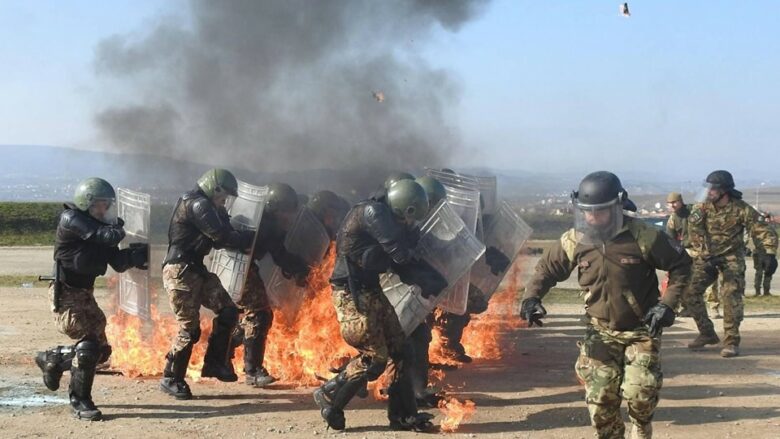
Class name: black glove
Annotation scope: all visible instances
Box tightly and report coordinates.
[115,217,125,228]
[520,297,547,327]
[763,254,778,276]
[643,303,675,338]
[485,246,511,275]
[128,242,149,270]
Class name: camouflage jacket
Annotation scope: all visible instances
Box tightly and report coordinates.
[524,216,691,331]
[687,198,778,259]
[666,205,692,248]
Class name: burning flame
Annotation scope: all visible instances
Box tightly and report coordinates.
[438,396,476,432]
[106,247,356,384]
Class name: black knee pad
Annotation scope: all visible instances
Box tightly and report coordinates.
[99,344,112,363]
[364,357,388,381]
[74,339,101,370]
[217,305,240,327]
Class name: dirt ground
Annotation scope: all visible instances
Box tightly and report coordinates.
[1,248,779,438]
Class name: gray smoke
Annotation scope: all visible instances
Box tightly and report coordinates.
[93,0,487,181]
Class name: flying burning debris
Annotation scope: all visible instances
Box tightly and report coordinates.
[621,3,631,17]
[372,91,385,103]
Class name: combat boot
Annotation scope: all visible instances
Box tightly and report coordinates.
[34,345,74,391]
[313,372,365,430]
[720,345,739,358]
[160,349,193,400]
[243,337,276,387]
[687,332,720,349]
[387,378,435,432]
[69,340,102,421]
[202,309,239,382]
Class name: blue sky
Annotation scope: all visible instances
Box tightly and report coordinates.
[1,1,778,181]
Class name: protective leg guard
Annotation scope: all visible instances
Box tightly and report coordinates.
[35,345,74,391]
[160,346,193,400]
[243,337,275,387]
[313,371,365,431]
[387,346,434,432]
[69,340,102,421]
[202,306,239,382]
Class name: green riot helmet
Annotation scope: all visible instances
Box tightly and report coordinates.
[73,177,117,222]
[387,179,429,222]
[74,177,116,211]
[384,171,415,190]
[440,168,456,174]
[415,176,447,207]
[266,182,299,214]
[197,168,239,198]
[307,190,341,220]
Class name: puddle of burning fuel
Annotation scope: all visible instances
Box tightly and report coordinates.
[0,383,68,409]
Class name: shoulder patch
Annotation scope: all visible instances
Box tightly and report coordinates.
[560,228,579,262]
[689,205,704,224]
[626,218,658,261]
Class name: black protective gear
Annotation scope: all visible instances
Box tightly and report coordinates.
[407,322,436,405]
[763,254,778,276]
[313,371,366,431]
[160,346,193,400]
[520,297,547,327]
[706,170,736,191]
[55,205,128,288]
[436,312,472,362]
[163,189,253,267]
[69,340,101,421]
[35,346,74,391]
[331,201,414,290]
[252,214,310,279]
[485,246,511,275]
[128,242,150,269]
[643,302,676,337]
[241,310,276,387]
[386,345,434,432]
[201,306,239,382]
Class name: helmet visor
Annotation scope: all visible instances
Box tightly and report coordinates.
[87,197,118,224]
[696,181,725,203]
[574,198,623,244]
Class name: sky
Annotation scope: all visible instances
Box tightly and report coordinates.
[1,0,778,182]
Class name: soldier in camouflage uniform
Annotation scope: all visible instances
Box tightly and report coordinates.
[750,212,774,296]
[231,183,309,387]
[665,192,723,317]
[684,170,778,358]
[160,169,255,399]
[522,171,690,439]
[35,178,149,421]
[313,179,445,432]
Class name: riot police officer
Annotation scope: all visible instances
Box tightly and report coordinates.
[35,177,148,421]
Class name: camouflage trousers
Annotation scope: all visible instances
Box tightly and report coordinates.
[163,263,235,353]
[236,264,273,341]
[332,287,405,382]
[753,254,772,295]
[575,320,662,439]
[683,255,746,346]
[49,284,108,346]
[704,276,721,311]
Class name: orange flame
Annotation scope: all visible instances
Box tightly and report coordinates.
[107,246,356,385]
[438,396,476,432]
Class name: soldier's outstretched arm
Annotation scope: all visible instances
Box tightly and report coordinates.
[524,237,577,301]
[647,231,692,310]
[190,198,252,250]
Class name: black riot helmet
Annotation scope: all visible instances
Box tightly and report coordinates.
[572,171,625,209]
[705,170,735,191]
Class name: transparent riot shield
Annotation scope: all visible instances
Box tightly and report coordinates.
[475,175,498,216]
[470,202,533,300]
[424,169,481,314]
[210,181,269,302]
[117,188,151,320]
[265,207,331,322]
[382,201,485,335]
